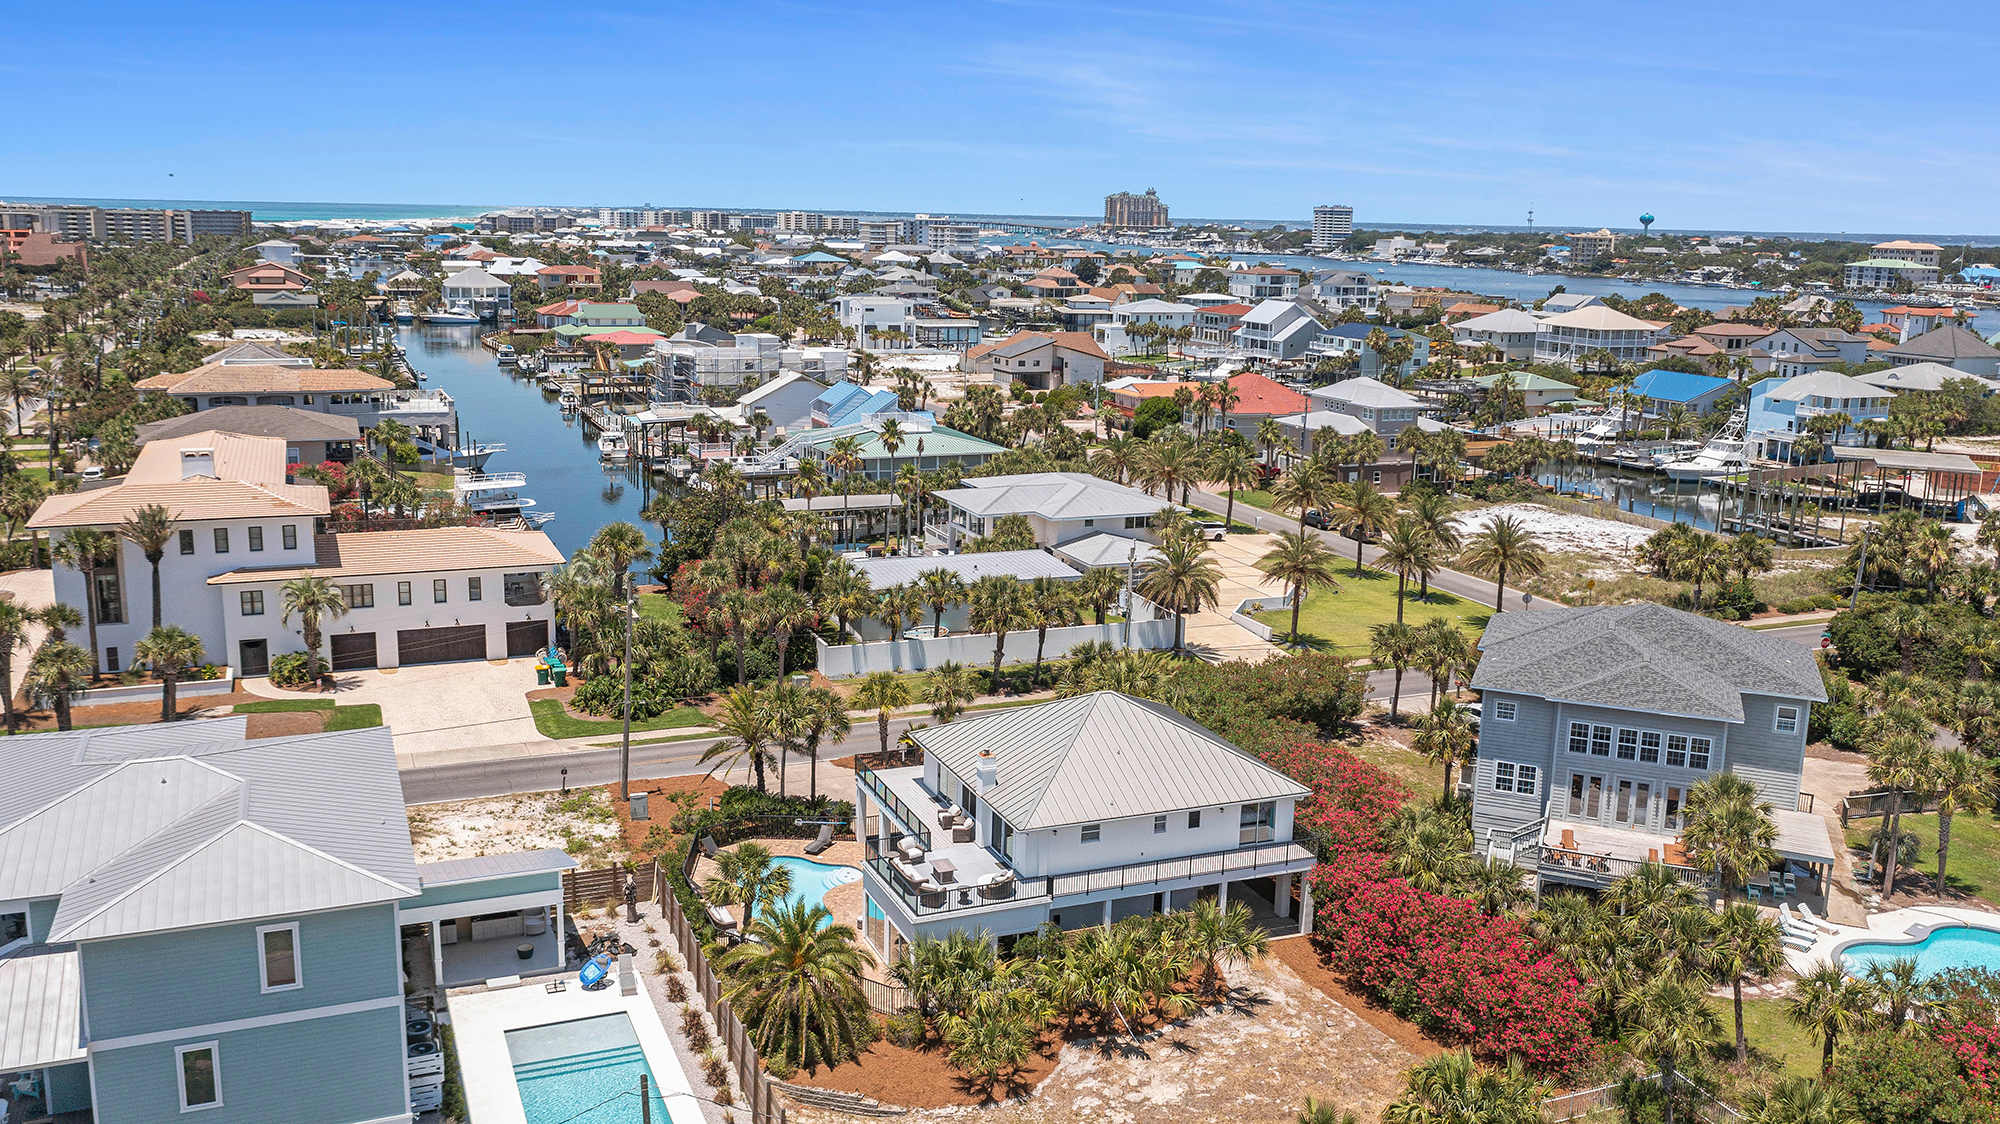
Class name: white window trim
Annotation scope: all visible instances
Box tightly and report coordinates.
[176,1041,222,1113]
[1774,705,1801,734]
[257,922,302,993]
[1517,764,1539,796]
[1493,700,1517,722]
[1080,824,1100,843]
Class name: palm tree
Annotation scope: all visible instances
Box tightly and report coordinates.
[117,504,176,630]
[1370,621,1420,720]
[916,566,966,633]
[1330,480,1395,576]
[922,661,976,724]
[0,600,30,732]
[1627,976,1722,1124]
[1463,514,1547,611]
[852,671,912,760]
[1462,857,1530,917]
[1255,531,1340,645]
[827,434,864,543]
[965,574,1025,687]
[1788,964,1873,1074]
[702,684,774,791]
[761,585,816,678]
[588,520,652,598]
[1681,772,1779,895]
[1674,531,1731,611]
[1413,617,1472,712]
[718,900,876,1072]
[1137,534,1223,654]
[1869,731,1935,897]
[1403,491,1461,599]
[1271,459,1331,535]
[1205,440,1259,530]
[1295,1098,1359,1124]
[1025,577,1074,683]
[1173,897,1269,998]
[25,640,90,731]
[279,575,348,678]
[1710,901,1786,1063]
[1861,957,1925,1033]
[1927,749,1989,899]
[52,528,115,677]
[718,588,762,686]
[1381,1050,1543,1124]
[706,841,794,935]
[1377,515,1437,623]
[134,625,204,723]
[1414,697,1477,798]
[796,686,850,802]
[1076,566,1123,626]
[1740,1075,1855,1124]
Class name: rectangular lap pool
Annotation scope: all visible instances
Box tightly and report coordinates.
[507,1013,672,1124]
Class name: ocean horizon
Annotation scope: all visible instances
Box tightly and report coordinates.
[7,194,1999,246]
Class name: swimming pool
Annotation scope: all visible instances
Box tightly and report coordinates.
[1839,924,2000,980]
[507,1013,671,1123]
[772,855,861,923]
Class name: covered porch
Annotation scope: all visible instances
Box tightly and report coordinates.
[399,850,577,993]
[1532,810,1838,908]
[0,946,92,1124]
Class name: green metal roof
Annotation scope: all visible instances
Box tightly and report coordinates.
[577,301,644,318]
[1464,371,1579,393]
[1846,258,1932,270]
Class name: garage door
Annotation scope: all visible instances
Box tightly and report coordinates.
[396,625,488,666]
[330,633,378,671]
[506,620,548,659]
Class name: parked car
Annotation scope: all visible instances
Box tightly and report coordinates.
[1195,520,1227,541]
[1303,508,1331,529]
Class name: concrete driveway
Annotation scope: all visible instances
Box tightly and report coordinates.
[1178,533,1286,663]
[241,657,545,760]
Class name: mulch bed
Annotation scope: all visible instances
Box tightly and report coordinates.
[1270,936,1448,1060]
[785,1019,1060,1108]
[606,775,731,855]
[8,690,262,734]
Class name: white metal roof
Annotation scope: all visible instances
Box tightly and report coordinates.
[911,692,1309,829]
[1310,376,1422,410]
[935,472,1174,521]
[1051,532,1162,569]
[855,549,1079,589]
[416,848,578,888]
[0,945,84,1070]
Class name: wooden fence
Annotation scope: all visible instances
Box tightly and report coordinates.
[1543,1073,1743,1122]
[659,865,790,1124]
[562,862,658,910]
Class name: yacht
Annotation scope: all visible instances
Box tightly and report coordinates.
[1660,409,1747,483]
[558,391,579,411]
[452,469,536,515]
[422,303,480,325]
[392,300,416,323]
[597,431,630,461]
[495,344,517,366]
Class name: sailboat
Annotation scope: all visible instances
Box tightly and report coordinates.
[1660,407,1747,483]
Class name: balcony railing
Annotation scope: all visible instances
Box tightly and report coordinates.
[864,837,1315,917]
[1527,843,1715,889]
[856,766,932,851]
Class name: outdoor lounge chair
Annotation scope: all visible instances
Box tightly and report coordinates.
[951,821,976,844]
[699,835,721,860]
[1798,902,1841,935]
[803,823,836,855]
[896,836,925,862]
[706,904,738,932]
[977,871,1015,899]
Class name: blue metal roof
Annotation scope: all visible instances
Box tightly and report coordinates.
[1631,368,1731,403]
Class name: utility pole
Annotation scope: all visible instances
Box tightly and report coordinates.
[620,579,634,801]
[1849,526,1870,609]
[639,1074,651,1124]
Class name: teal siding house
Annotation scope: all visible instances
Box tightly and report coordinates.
[0,719,573,1123]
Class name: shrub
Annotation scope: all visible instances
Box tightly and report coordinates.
[664,975,687,1003]
[883,1010,926,1048]
[571,673,677,720]
[680,1007,711,1051]
[1830,1028,1984,1124]
[1708,578,1763,621]
[702,1051,732,1090]
[267,651,315,688]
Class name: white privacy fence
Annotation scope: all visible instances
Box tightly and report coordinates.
[815,596,1177,678]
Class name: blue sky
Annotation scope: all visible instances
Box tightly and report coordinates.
[6,0,1996,232]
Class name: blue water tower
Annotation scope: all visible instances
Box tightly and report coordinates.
[1639,213,1655,233]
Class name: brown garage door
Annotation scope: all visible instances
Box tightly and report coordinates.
[506,620,548,659]
[396,625,487,666]
[330,633,378,671]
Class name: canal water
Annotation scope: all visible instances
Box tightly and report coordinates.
[396,325,660,558]
[1536,461,1722,531]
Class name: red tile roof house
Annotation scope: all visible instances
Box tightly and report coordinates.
[536,264,601,291]
[961,331,1108,391]
[1193,302,1253,346]
[224,263,310,292]
[630,279,702,303]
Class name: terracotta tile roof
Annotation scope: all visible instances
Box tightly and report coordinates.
[1882,306,1956,317]
[1199,303,1255,318]
[206,527,564,585]
[1225,370,1309,416]
[535,299,581,316]
[29,432,329,528]
[136,363,393,395]
[536,264,599,277]
[968,330,1108,363]
[579,330,663,346]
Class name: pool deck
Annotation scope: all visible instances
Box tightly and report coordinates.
[695,837,866,935]
[1786,903,2000,975]
[447,960,704,1124]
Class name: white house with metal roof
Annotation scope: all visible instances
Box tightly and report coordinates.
[1308,376,1427,440]
[852,693,1316,960]
[927,472,1177,551]
[0,719,577,1123]
[1469,604,1835,892]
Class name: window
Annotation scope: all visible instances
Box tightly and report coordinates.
[397,581,411,606]
[178,529,195,555]
[1494,762,1517,792]
[1616,728,1639,761]
[1080,824,1101,844]
[258,923,300,992]
[1775,705,1800,735]
[1589,725,1612,757]
[1153,814,1167,834]
[105,647,119,673]
[247,526,264,552]
[1639,731,1662,764]
[1568,721,1590,755]
[213,528,229,553]
[1493,700,1517,722]
[1666,734,1689,768]
[341,583,374,610]
[1568,774,1586,816]
[239,591,264,616]
[468,576,482,601]
[1516,765,1538,796]
[281,524,297,550]
[1689,737,1713,770]
[433,578,448,604]
[1239,800,1277,844]
[93,572,123,624]
[1664,786,1685,832]
[1188,809,1201,829]
[0,908,25,953]
[176,1042,220,1112]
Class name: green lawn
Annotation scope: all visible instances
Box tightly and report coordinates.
[1723,997,1820,1081]
[528,697,710,740]
[231,698,383,731]
[1845,809,2000,903]
[1349,739,1443,804]
[1253,564,1491,659]
[637,593,682,625]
